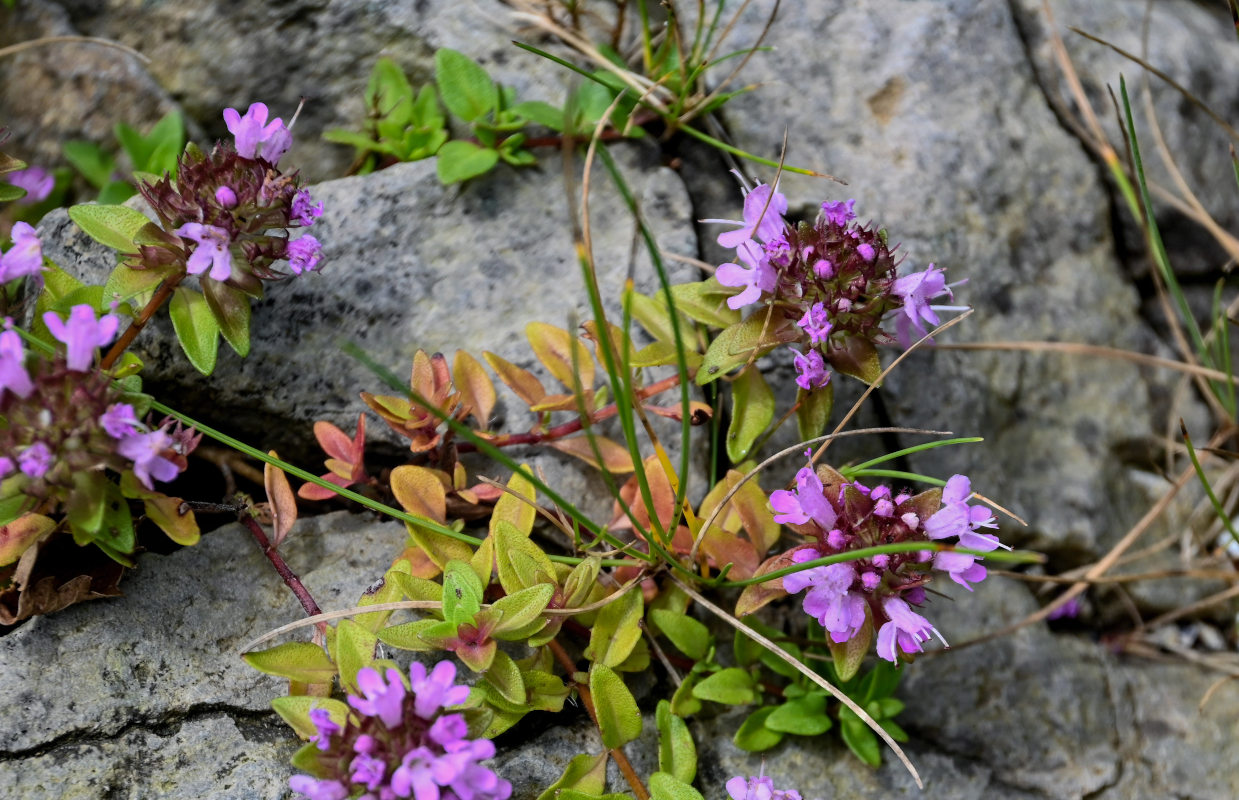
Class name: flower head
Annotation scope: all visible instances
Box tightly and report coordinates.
[117,428,181,490]
[0,327,34,399]
[18,441,52,478]
[175,222,233,281]
[7,166,54,205]
[223,102,292,163]
[291,189,323,226]
[0,221,44,282]
[43,304,119,372]
[791,348,830,391]
[726,775,802,800]
[770,463,1000,663]
[290,659,510,800]
[286,235,322,275]
[100,403,139,439]
[706,179,788,249]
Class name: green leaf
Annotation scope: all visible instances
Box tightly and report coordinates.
[104,263,172,303]
[377,618,441,651]
[93,481,135,555]
[511,100,566,131]
[483,649,526,705]
[436,140,500,184]
[691,667,756,705]
[656,700,697,783]
[243,642,336,683]
[649,609,711,661]
[841,716,881,766]
[168,286,220,375]
[732,706,784,752]
[666,279,741,329]
[764,694,832,736]
[335,618,379,693]
[200,278,253,357]
[434,49,497,122]
[67,204,151,252]
[796,382,834,443]
[697,313,794,385]
[493,521,555,594]
[586,586,643,668]
[442,560,484,626]
[63,140,115,188]
[271,696,350,741]
[648,772,704,800]
[589,664,642,749]
[670,671,702,716]
[485,582,553,637]
[534,753,608,800]
[727,366,774,462]
[0,183,26,203]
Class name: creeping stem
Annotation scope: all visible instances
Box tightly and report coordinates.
[101,273,185,370]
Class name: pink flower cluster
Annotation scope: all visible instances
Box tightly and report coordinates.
[706,177,962,390]
[772,465,1000,662]
[290,660,511,800]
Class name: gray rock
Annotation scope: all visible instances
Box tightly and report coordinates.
[0,1,196,171]
[3,0,590,181]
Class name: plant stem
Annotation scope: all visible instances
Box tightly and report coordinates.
[101,273,185,370]
[547,639,649,800]
[457,373,683,453]
[238,512,323,620]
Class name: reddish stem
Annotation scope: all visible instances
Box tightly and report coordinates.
[101,273,185,370]
[456,373,683,453]
[238,513,323,619]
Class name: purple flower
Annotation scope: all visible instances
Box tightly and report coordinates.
[7,166,54,205]
[43,304,120,372]
[18,441,53,478]
[791,348,830,391]
[288,776,349,800]
[223,102,292,163]
[292,189,323,226]
[0,456,14,478]
[309,707,341,752]
[716,240,776,310]
[175,223,233,281]
[726,775,802,800]
[349,667,408,729]
[409,660,470,720]
[215,185,238,209]
[350,753,387,790]
[876,596,943,662]
[770,466,838,529]
[286,235,322,275]
[0,221,44,282]
[891,264,950,347]
[784,551,866,644]
[1047,596,1082,621]
[796,301,832,345]
[0,328,34,399]
[117,428,180,489]
[708,181,788,249]
[923,475,1001,589]
[821,199,856,227]
[100,403,139,439]
[856,242,875,261]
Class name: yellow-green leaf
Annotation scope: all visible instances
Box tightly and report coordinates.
[585,586,642,668]
[67,204,151,252]
[696,312,794,385]
[243,642,336,684]
[490,467,537,537]
[526,321,594,391]
[271,696,350,741]
[727,366,774,462]
[589,664,642,749]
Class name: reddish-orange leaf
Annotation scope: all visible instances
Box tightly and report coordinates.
[265,450,299,548]
[483,351,546,406]
[390,465,447,524]
[454,350,496,429]
[549,435,636,473]
[526,321,594,390]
